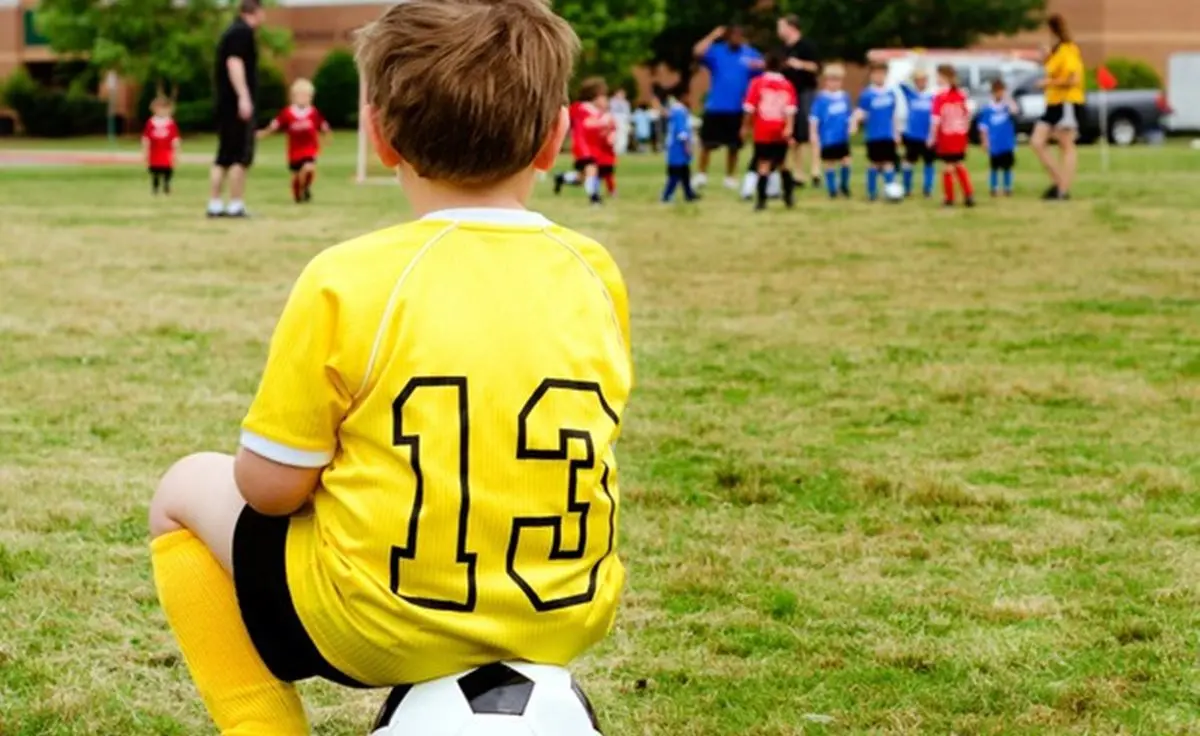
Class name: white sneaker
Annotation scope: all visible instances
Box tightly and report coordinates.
[692,173,708,189]
[723,177,739,190]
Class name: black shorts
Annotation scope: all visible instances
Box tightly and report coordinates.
[701,112,743,150]
[573,157,595,172]
[989,151,1015,170]
[903,138,936,165]
[820,142,851,162]
[288,157,316,173]
[232,506,366,688]
[147,166,174,175]
[1040,103,1080,130]
[866,139,898,165]
[753,142,788,169]
[940,152,967,164]
[215,116,255,169]
[598,164,615,177]
[792,90,816,143]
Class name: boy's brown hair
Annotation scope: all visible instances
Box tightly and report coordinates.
[936,64,958,85]
[356,0,579,186]
[578,76,607,103]
[991,78,1007,93]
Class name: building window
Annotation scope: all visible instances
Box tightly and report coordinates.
[24,10,50,47]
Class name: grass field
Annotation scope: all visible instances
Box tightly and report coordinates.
[2,134,1200,735]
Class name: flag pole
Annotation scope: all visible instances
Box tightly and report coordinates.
[1099,90,1110,173]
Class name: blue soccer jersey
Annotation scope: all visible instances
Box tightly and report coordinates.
[666,102,693,166]
[901,85,934,142]
[810,90,852,147]
[701,41,763,114]
[858,85,899,142]
[979,101,1017,154]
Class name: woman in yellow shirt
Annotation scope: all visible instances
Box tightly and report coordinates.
[1031,13,1085,200]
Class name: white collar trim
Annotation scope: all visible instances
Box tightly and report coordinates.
[421,208,551,227]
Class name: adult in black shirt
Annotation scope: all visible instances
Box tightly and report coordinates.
[209,0,265,218]
[777,15,822,187]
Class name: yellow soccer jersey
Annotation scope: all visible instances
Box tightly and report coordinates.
[240,208,633,686]
[1046,42,1085,105]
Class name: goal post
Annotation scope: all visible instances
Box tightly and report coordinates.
[356,76,369,184]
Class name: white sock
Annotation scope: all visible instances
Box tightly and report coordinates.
[563,171,580,184]
[207,198,224,214]
[584,176,599,197]
[226,199,245,214]
[741,172,758,199]
[767,172,782,198]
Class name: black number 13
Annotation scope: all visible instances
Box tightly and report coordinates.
[390,377,619,613]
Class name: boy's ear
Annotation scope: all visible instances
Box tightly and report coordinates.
[534,107,570,173]
[365,104,402,169]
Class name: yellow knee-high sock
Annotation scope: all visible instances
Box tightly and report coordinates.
[152,530,309,736]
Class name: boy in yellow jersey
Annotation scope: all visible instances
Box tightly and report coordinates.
[147,1,633,732]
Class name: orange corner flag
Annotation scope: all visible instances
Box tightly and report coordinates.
[1097,65,1118,91]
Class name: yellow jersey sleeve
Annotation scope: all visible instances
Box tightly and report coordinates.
[569,235,633,376]
[242,256,354,467]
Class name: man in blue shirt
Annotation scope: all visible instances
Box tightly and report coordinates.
[979,79,1019,196]
[900,69,936,197]
[693,24,762,191]
[854,61,901,201]
[663,88,700,203]
[809,64,854,199]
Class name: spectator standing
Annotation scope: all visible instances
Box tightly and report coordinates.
[609,88,632,155]
[693,25,762,190]
[777,15,821,188]
[1030,13,1085,200]
[208,0,265,218]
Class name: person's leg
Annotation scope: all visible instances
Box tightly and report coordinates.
[152,170,162,195]
[697,146,713,178]
[149,453,309,735]
[867,164,880,200]
[1030,121,1061,194]
[1003,165,1014,195]
[302,162,317,200]
[882,162,896,186]
[824,161,838,198]
[839,157,852,197]
[781,158,796,208]
[584,163,601,204]
[663,167,681,202]
[989,166,1000,195]
[682,165,699,201]
[954,162,975,204]
[164,168,173,195]
[754,158,771,210]
[227,165,247,214]
[942,163,956,204]
[291,168,303,203]
[726,146,741,186]
[902,149,915,195]
[209,166,227,215]
[1056,130,1077,196]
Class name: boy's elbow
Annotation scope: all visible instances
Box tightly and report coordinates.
[234,448,320,517]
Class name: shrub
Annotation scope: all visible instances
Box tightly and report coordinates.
[174,99,216,133]
[1087,57,1163,91]
[256,61,288,127]
[313,49,359,128]
[2,69,106,137]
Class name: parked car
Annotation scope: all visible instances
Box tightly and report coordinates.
[978,69,1170,146]
[1164,52,1200,132]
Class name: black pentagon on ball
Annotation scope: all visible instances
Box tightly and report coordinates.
[458,663,535,716]
[571,678,603,733]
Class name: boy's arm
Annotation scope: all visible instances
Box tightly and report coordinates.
[694,27,724,61]
[257,119,280,139]
[239,259,352,516]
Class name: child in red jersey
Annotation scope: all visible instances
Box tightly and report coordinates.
[553,77,606,203]
[929,65,976,208]
[142,97,181,196]
[588,95,619,197]
[742,53,797,210]
[258,79,331,203]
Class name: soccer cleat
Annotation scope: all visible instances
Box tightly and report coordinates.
[723,177,739,190]
[304,188,313,203]
[943,200,955,208]
[840,186,851,199]
[811,176,822,187]
[553,174,565,195]
[1041,185,1061,201]
[692,173,708,189]
[965,197,977,208]
[1004,190,1014,197]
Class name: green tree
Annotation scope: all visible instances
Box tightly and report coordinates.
[35,0,292,97]
[776,0,1047,62]
[313,49,360,129]
[554,0,666,89]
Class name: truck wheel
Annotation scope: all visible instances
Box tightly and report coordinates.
[1109,114,1139,146]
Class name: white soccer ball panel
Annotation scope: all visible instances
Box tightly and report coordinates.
[374,676,473,736]
[455,714,537,736]
[527,683,602,736]
[884,182,906,200]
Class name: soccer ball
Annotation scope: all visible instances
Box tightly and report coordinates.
[370,662,603,736]
[883,181,906,202]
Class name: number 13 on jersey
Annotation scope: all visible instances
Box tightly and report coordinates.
[389,376,620,614]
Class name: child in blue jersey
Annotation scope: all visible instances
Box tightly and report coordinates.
[633,104,653,153]
[854,61,901,201]
[809,64,856,199]
[978,79,1019,197]
[900,69,936,198]
[662,90,700,203]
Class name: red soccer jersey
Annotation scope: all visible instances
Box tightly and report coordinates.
[586,111,617,167]
[570,102,597,161]
[743,72,797,144]
[143,116,179,169]
[275,105,326,163]
[933,87,971,154]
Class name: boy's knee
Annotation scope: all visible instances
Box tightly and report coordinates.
[149,452,231,539]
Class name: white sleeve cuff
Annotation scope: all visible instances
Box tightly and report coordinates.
[240,430,334,468]
[742,104,755,113]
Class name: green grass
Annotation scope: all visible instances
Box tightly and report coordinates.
[2,134,1200,735]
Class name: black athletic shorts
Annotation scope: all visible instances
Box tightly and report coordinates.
[701,112,744,150]
[232,506,366,688]
[866,139,898,165]
[573,157,596,172]
[820,142,851,162]
[989,151,1015,170]
[903,137,936,165]
[215,115,256,169]
[792,90,816,143]
[939,151,967,164]
[288,157,316,173]
[753,142,789,169]
[147,166,174,175]
[598,164,615,177]
[1040,103,1080,130]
